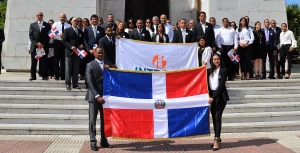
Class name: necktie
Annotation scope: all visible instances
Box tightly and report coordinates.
[62,22,64,33]
[265,28,269,45]
[93,26,97,38]
[38,22,42,31]
[100,61,103,71]
[75,28,78,35]
[139,29,142,39]
[109,37,113,44]
[182,29,186,43]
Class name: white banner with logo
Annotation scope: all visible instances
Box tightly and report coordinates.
[116,39,199,71]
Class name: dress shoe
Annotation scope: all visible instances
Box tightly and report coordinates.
[268,76,276,79]
[66,85,71,90]
[73,86,81,89]
[278,75,283,79]
[29,77,36,81]
[90,143,98,151]
[228,77,234,81]
[100,141,113,148]
[42,77,48,80]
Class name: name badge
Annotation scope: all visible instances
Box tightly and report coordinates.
[97,31,99,33]
[270,33,273,35]
[42,26,45,28]
[142,33,145,36]
[185,33,188,35]
[123,36,125,38]
[79,34,81,37]
[205,25,208,28]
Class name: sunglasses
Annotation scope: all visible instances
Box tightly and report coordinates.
[37,15,43,17]
[146,22,151,23]
[73,20,79,23]
[129,22,133,24]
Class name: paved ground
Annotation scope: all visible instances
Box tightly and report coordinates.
[0,131,299,153]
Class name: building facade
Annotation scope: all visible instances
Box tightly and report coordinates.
[3,0,287,71]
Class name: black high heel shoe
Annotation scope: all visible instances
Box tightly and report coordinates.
[212,137,221,151]
[210,138,221,147]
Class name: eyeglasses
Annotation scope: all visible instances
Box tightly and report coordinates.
[73,20,79,23]
[37,15,43,17]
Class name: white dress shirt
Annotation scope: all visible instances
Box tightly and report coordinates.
[201,22,206,34]
[165,23,174,42]
[209,67,220,90]
[201,47,212,69]
[236,27,254,44]
[38,21,43,31]
[216,27,238,49]
[52,21,71,40]
[213,25,221,38]
[280,30,297,48]
[181,28,186,43]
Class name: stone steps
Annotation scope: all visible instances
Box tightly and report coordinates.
[0,80,85,88]
[229,94,300,104]
[228,86,300,96]
[226,79,300,87]
[0,87,87,96]
[0,120,299,135]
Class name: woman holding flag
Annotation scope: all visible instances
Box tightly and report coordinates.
[208,53,229,151]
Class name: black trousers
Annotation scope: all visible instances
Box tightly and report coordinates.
[221,45,234,79]
[84,53,95,87]
[262,45,275,77]
[30,47,48,78]
[89,101,107,142]
[211,95,227,138]
[280,44,293,75]
[0,45,2,73]
[239,45,252,74]
[54,40,65,80]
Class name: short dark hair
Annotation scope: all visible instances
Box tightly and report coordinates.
[105,25,113,30]
[198,36,207,47]
[222,18,228,22]
[48,19,54,23]
[264,19,269,23]
[90,14,98,21]
[180,18,186,22]
[200,12,206,16]
[281,23,287,27]
[209,17,216,21]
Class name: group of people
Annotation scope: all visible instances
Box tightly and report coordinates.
[28,10,297,151]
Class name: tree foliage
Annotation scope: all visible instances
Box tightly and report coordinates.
[0,1,7,30]
[286,4,300,37]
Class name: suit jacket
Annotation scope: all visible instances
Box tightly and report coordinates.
[113,32,129,39]
[193,22,215,47]
[208,67,229,101]
[129,28,151,42]
[152,33,169,43]
[172,28,195,43]
[262,28,277,51]
[271,27,282,45]
[29,21,51,52]
[83,25,105,51]
[101,23,117,32]
[85,59,111,102]
[62,27,84,57]
[98,35,116,65]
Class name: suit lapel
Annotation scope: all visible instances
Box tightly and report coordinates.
[36,22,41,32]
[92,59,103,75]
[199,23,205,36]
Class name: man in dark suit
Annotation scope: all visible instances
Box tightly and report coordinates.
[28,11,51,80]
[100,14,117,32]
[193,12,215,50]
[262,19,277,79]
[172,18,195,43]
[129,19,151,42]
[84,14,105,64]
[85,47,113,151]
[0,29,4,74]
[62,17,84,90]
[270,20,282,77]
[98,26,117,68]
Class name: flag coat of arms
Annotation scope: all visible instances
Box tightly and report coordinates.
[48,27,59,39]
[103,68,210,139]
[74,48,87,59]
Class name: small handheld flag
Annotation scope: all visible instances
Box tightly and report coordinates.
[227,49,240,64]
[74,47,88,59]
[48,27,59,39]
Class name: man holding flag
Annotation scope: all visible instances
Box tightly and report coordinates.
[52,13,71,80]
[62,17,84,90]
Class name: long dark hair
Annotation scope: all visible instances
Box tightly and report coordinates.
[127,18,135,29]
[156,23,165,34]
[210,53,226,75]
[198,36,207,48]
[238,17,249,32]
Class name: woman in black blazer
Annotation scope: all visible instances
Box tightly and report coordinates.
[208,53,229,151]
[152,23,169,43]
[114,22,129,39]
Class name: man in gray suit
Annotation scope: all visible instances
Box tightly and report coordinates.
[85,47,113,151]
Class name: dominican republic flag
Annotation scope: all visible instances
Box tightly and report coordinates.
[227,49,240,64]
[74,48,87,59]
[103,68,210,139]
[93,44,97,50]
[47,27,59,39]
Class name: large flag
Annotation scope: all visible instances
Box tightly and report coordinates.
[116,38,199,71]
[103,68,210,139]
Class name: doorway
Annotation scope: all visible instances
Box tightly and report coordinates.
[125,0,169,23]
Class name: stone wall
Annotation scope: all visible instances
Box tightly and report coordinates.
[201,0,287,28]
[3,0,98,71]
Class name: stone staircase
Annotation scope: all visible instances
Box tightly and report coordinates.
[0,74,300,134]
